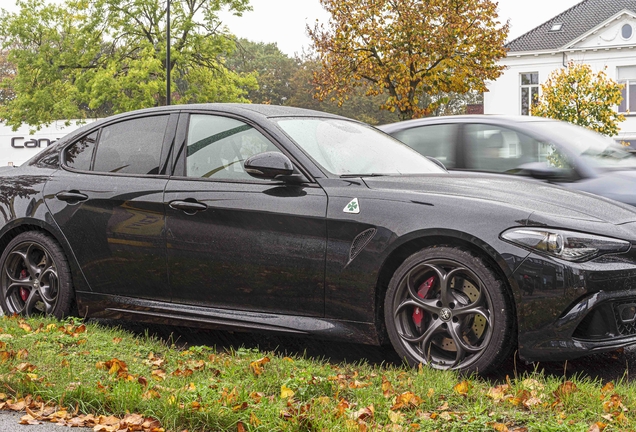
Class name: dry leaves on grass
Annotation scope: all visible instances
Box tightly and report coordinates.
[1,394,163,431]
[249,356,270,375]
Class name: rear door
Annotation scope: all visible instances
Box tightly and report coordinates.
[44,113,177,301]
[164,112,327,316]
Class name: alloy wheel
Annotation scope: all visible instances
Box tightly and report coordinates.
[1,241,59,316]
[392,259,493,370]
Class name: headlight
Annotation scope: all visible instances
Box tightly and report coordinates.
[501,228,631,262]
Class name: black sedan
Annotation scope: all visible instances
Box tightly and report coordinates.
[2,104,636,374]
[379,115,636,206]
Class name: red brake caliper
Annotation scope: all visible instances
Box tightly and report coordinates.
[19,269,29,301]
[412,276,435,331]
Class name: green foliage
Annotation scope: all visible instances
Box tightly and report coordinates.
[0,0,257,130]
[225,38,300,105]
[533,62,625,136]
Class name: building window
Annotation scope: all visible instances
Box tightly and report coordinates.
[550,23,563,32]
[618,66,636,113]
[622,24,633,40]
[520,73,539,116]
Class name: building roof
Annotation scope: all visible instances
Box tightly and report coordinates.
[506,0,636,52]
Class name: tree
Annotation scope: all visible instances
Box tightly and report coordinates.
[225,39,300,105]
[0,0,257,129]
[309,0,508,120]
[286,56,400,125]
[533,62,625,136]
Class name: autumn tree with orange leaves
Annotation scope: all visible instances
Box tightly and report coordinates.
[309,0,509,119]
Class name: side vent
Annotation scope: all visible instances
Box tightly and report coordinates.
[348,228,377,264]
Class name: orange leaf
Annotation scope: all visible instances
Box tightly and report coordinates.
[453,381,471,396]
[382,376,394,398]
[554,381,578,398]
[250,356,270,375]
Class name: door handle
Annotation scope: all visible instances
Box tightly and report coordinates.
[169,199,207,214]
[56,191,88,203]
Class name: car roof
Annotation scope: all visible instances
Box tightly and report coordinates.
[378,115,559,133]
[55,103,349,146]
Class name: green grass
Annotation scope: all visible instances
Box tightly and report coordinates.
[0,315,633,431]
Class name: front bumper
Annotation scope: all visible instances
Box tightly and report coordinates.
[512,249,636,362]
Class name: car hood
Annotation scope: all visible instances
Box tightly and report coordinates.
[362,174,636,225]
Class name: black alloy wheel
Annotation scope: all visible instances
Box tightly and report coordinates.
[0,232,73,318]
[385,247,513,374]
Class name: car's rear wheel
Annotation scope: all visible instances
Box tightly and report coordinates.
[0,232,73,318]
[385,246,513,374]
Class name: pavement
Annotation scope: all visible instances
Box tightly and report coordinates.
[0,411,91,431]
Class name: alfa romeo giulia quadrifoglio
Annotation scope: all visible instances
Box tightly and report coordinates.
[1,104,636,374]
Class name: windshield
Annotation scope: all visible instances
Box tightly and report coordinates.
[274,117,446,176]
[533,121,636,169]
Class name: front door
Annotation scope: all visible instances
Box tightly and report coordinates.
[165,113,327,316]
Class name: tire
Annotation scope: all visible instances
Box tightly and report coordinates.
[384,246,514,374]
[0,231,74,319]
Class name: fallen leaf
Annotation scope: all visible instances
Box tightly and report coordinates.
[454,381,471,396]
[382,376,394,398]
[18,322,32,332]
[151,369,166,381]
[487,384,511,401]
[391,392,423,410]
[554,381,578,398]
[350,404,374,421]
[387,409,403,424]
[250,357,270,375]
[280,385,295,399]
[588,422,607,432]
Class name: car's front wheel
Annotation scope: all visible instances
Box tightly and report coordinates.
[385,246,514,374]
[0,231,74,318]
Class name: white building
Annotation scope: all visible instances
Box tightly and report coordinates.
[484,0,636,144]
[0,120,93,167]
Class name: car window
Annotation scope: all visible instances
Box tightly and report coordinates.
[64,131,98,171]
[275,118,445,176]
[464,124,572,173]
[391,124,457,168]
[185,114,281,180]
[93,116,168,175]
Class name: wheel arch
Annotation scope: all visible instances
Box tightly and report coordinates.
[0,218,87,299]
[374,229,518,344]
[0,219,70,257]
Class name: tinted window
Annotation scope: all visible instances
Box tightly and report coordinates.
[93,116,168,175]
[65,132,98,171]
[186,114,280,180]
[391,124,457,168]
[464,124,572,173]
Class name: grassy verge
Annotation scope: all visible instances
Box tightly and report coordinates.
[0,315,632,431]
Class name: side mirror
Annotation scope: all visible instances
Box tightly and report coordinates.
[245,151,295,181]
[426,156,448,172]
[513,162,577,182]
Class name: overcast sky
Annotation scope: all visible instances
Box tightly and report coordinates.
[4,0,584,56]
[219,0,584,56]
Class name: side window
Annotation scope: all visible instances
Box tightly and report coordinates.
[186,114,281,180]
[391,124,457,168]
[65,132,98,171]
[93,116,168,175]
[464,124,572,174]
